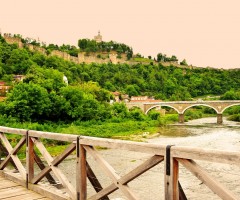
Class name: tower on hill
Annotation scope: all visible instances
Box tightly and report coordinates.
[94,31,102,43]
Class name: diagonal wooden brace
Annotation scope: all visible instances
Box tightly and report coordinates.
[0,134,26,178]
[85,145,162,200]
[88,154,164,200]
[31,138,76,200]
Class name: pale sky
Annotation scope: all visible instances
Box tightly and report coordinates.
[0,0,240,69]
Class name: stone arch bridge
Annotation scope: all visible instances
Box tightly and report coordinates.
[126,100,240,124]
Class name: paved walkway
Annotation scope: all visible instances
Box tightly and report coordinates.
[0,175,51,200]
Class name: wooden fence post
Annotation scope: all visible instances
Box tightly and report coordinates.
[77,137,87,200]
[26,131,34,188]
[164,145,179,200]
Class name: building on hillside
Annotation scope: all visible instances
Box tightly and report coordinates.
[13,75,25,82]
[130,96,149,101]
[0,82,11,96]
[122,94,130,103]
[94,31,102,43]
[111,92,129,103]
[63,75,68,85]
[130,96,162,103]
[112,91,121,102]
[3,33,23,48]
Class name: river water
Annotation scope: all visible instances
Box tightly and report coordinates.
[149,117,240,152]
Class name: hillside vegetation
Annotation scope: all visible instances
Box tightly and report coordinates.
[0,33,240,128]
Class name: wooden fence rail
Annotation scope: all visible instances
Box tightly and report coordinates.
[0,126,240,200]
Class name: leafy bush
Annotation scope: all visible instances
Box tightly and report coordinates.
[148,110,161,120]
[129,107,146,121]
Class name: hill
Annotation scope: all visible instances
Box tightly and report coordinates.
[0,32,240,123]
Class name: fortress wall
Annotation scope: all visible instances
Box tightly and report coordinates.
[3,36,130,65]
[34,46,47,55]
[26,44,47,55]
[70,56,78,63]
[4,35,23,48]
[26,44,34,51]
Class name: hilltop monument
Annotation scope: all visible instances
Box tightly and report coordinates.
[94,31,102,43]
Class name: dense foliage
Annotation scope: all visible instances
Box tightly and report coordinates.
[78,39,133,59]
[156,53,178,62]
[1,33,240,123]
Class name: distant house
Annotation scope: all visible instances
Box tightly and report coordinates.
[13,75,25,82]
[122,94,130,103]
[0,82,11,96]
[63,75,68,85]
[112,91,121,102]
[130,96,161,103]
[111,92,129,103]
[130,96,148,101]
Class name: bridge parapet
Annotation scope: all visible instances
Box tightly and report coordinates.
[143,100,240,114]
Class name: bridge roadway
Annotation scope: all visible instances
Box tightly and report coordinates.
[0,174,51,200]
[126,100,240,124]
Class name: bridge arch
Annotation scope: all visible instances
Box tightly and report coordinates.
[182,104,218,114]
[221,103,240,114]
[145,105,180,114]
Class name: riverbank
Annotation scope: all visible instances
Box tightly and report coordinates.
[55,117,240,199]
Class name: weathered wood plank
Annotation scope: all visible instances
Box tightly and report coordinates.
[177,158,239,200]
[0,172,67,200]
[0,126,27,135]
[84,145,139,200]
[33,150,58,185]
[29,130,77,142]
[32,138,76,200]
[0,136,26,170]
[0,133,26,179]
[0,192,46,200]
[31,142,75,184]
[86,161,110,200]
[0,142,18,170]
[27,136,35,182]
[0,180,19,189]
[172,146,240,165]
[172,159,179,200]
[28,183,68,200]
[0,186,30,199]
[88,155,164,200]
[80,136,166,155]
[79,144,87,200]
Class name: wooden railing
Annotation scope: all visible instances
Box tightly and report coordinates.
[0,126,239,200]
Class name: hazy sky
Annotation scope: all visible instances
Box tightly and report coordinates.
[0,0,240,69]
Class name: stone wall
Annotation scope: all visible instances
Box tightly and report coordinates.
[4,34,23,48]
[3,34,129,65]
[26,44,47,55]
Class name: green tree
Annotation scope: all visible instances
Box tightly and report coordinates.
[126,85,139,97]
[220,90,240,100]
[180,59,188,66]
[4,83,51,121]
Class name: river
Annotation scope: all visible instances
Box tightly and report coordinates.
[149,117,240,152]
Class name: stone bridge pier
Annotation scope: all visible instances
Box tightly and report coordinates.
[126,100,240,124]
